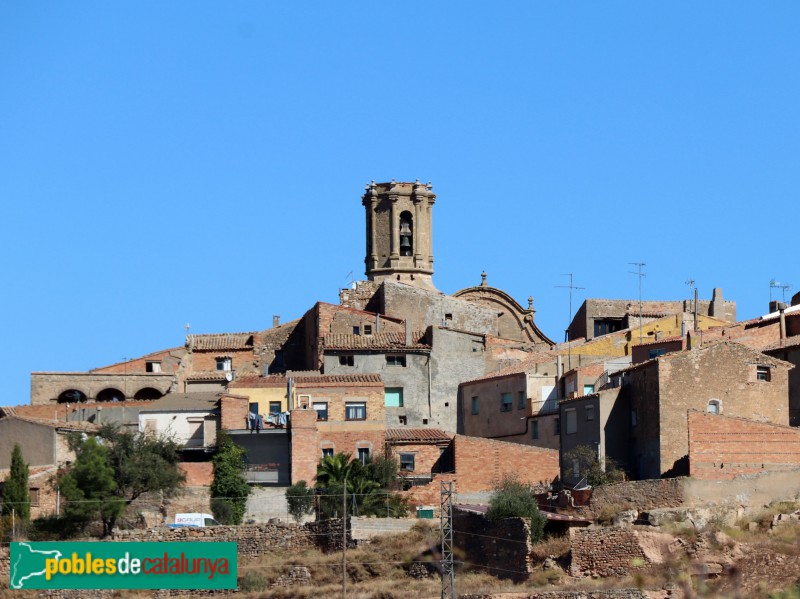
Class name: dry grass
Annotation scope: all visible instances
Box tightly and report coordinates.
[529,535,570,562]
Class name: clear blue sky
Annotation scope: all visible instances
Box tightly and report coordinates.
[2,3,798,406]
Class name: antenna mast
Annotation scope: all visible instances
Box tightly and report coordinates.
[556,274,585,370]
[629,263,646,344]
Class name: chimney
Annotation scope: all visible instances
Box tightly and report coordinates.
[710,287,724,319]
[405,319,412,346]
[779,303,788,341]
[273,315,280,328]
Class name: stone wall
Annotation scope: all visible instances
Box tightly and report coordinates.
[688,411,800,480]
[569,528,649,577]
[590,479,686,512]
[454,512,532,581]
[30,372,175,405]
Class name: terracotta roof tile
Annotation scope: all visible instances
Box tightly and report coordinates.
[229,375,288,388]
[190,333,255,351]
[293,374,382,385]
[323,331,430,351]
[6,415,101,431]
[186,371,228,381]
[386,428,452,443]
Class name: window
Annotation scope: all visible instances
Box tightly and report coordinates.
[531,420,539,440]
[216,357,232,372]
[631,409,638,427]
[471,396,479,415]
[565,408,577,434]
[707,400,720,415]
[273,349,284,371]
[363,325,373,336]
[594,318,623,337]
[339,355,355,366]
[146,361,161,373]
[398,415,407,425]
[757,366,771,382]
[313,402,328,421]
[345,402,366,420]
[384,388,404,407]
[357,447,370,464]
[353,326,360,335]
[586,405,595,421]
[322,447,334,458]
[445,313,453,323]
[554,417,561,436]
[500,392,513,412]
[297,394,311,409]
[518,391,526,410]
[269,401,282,414]
[648,348,667,359]
[583,384,595,395]
[29,488,40,507]
[385,355,407,367]
[399,453,415,472]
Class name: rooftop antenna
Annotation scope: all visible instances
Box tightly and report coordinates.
[345,271,355,289]
[629,262,646,344]
[686,279,698,333]
[770,279,792,303]
[555,273,585,370]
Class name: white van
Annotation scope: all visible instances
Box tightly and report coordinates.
[170,513,221,528]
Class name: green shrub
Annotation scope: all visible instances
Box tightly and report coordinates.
[486,474,547,542]
[286,481,315,522]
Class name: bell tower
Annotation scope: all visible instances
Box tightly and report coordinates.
[362,179,436,289]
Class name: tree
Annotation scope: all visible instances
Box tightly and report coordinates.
[486,474,547,543]
[285,481,315,522]
[60,437,125,536]
[564,445,625,488]
[211,431,250,525]
[314,452,408,519]
[2,444,31,521]
[99,424,185,505]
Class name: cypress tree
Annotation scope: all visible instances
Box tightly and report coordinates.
[2,444,31,521]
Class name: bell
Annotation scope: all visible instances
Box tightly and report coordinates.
[400,236,412,249]
[400,222,412,234]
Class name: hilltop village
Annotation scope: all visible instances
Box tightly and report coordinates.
[3,181,800,594]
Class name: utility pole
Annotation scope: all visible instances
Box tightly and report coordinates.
[440,480,455,599]
[341,485,347,599]
[685,279,697,333]
[556,274,585,371]
[629,263,646,344]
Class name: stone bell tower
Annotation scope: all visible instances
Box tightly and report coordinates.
[362,179,436,289]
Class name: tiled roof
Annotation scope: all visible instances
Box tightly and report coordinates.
[191,333,254,351]
[635,335,684,348]
[91,347,184,372]
[323,331,430,351]
[293,374,382,385]
[386,428,452,443]
[5,415,101,431]
[762,336,800,352]
[229,375,288,388]
[461,351,557,385]
[186,371,228,381]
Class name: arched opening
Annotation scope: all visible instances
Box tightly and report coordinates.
[134,387,163,401]
[96,388,125,402]
[399,211,413,256]
[57,389,87,404]
[707,399,721,414]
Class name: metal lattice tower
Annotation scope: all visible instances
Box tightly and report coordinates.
[440,480,455,599]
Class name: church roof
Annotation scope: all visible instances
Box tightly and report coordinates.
[323,331,430,352]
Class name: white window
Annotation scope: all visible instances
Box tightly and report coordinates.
[565,408,577,435]
[146,361,162,373]
[216,357,232,372]
[757,366,771,382]
[707,399,720,415]
[346,402,366,420]
[399,453,415,471]
[313,402,328,421]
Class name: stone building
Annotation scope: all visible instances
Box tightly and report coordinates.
[559,342,793,481]
[567,289,736,342]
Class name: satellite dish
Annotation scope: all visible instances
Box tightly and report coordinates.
[225,372,233,382]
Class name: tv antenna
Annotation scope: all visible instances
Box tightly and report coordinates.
[555,273,585,370]
[770,279,791,303]
[629,262,646,344]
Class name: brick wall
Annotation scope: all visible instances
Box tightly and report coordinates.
[570,528,650,577]
[92,348,184,375]
[688,411,800,480]
[190,349,255,376]
[290,409,319,485]
[387,441,448,477]
[318,431,385,461]
[453,435,559,493]
[219,395,248,430]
